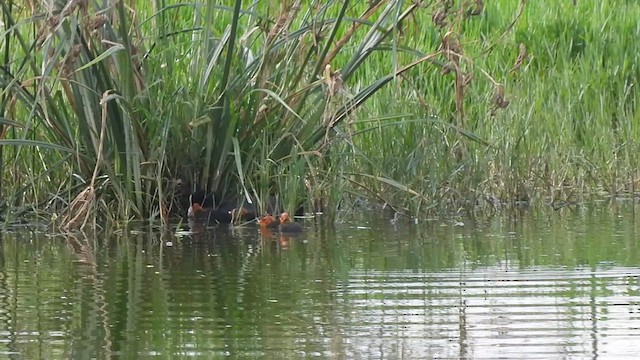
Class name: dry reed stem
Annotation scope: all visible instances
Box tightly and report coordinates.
[61,90,110,231]
[61,186,95,231]
[510,43,528,73]
[322,0,386,70]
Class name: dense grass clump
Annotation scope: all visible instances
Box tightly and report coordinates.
[0,1,638,228]
[342,0,640,216]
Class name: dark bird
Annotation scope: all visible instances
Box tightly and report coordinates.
[278,212,303,233]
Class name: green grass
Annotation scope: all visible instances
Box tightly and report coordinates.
[0,0,639,227]
[343,0,640,216]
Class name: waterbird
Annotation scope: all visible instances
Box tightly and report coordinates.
[278,212,303,233]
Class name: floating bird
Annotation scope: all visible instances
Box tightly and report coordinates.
[278,212,303,233]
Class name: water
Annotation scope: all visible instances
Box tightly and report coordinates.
[1,205,640,359]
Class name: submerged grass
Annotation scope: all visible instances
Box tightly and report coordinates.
[0,0,639,227]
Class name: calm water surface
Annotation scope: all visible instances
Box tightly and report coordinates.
[1,205,640,359]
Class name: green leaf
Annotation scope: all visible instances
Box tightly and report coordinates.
[74,43,126,73]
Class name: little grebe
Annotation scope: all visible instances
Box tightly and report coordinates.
[188,193,254,223]
[258,214,280,229]
[278,212,303,233]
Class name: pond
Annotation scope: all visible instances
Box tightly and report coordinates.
[1,204,640,359]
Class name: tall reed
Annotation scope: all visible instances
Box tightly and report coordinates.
[1,0,638,225]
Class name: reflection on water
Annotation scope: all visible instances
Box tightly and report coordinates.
[0,206,639,358]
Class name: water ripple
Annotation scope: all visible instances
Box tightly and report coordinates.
[330,267,640,359]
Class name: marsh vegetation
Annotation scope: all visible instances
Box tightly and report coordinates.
[1,0,638,227]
